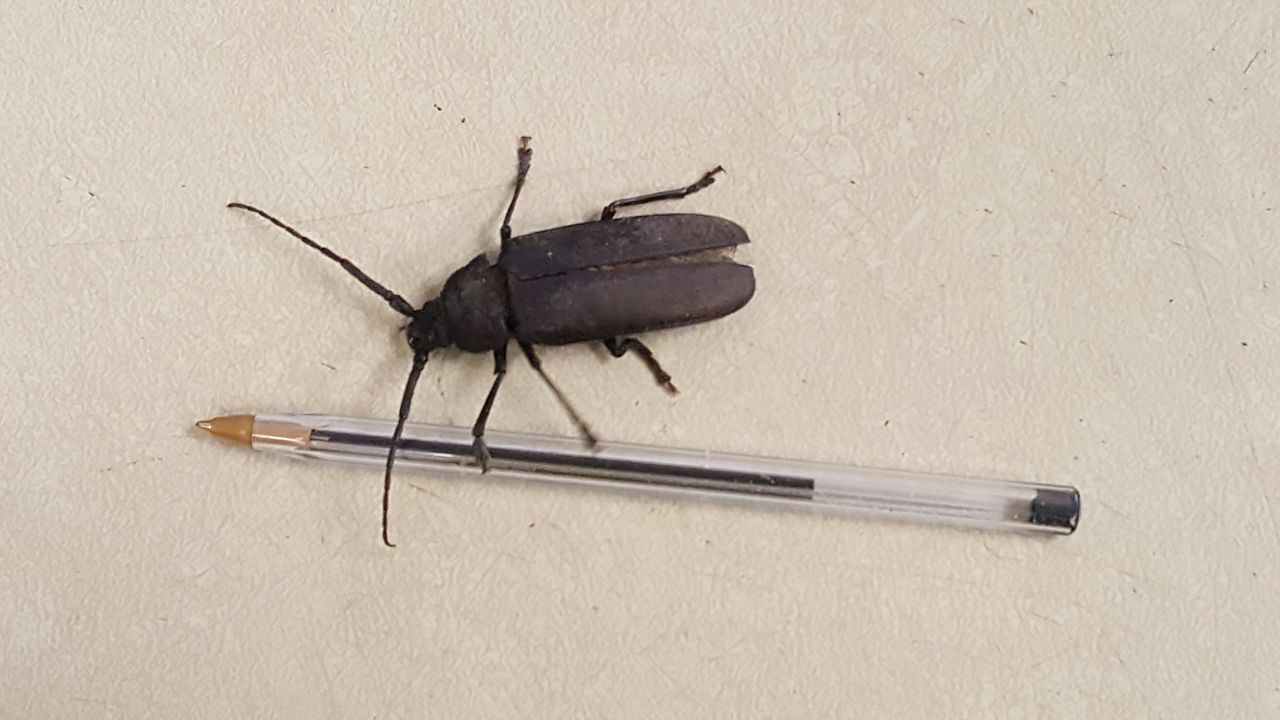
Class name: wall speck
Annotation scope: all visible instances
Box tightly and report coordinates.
[1243,49,1264,75]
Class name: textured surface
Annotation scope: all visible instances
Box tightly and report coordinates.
[2,2,1277,717]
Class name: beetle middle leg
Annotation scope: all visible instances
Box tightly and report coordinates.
[603,337,678,395]
[518,341,598,446]
[500,136,533,251]
[470,346,508,472]
[600,166,724,220]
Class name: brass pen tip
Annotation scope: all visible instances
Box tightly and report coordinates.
[193,414,256,446]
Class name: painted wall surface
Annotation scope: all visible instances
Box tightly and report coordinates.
[3,2,1276,717]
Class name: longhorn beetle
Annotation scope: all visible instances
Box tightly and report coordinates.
[228,137,755,546]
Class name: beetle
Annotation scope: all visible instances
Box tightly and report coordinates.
[228,137,755,546]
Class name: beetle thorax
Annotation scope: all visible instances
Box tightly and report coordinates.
[439,256,511,352]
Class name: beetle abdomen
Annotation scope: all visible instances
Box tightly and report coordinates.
[508,261,754,345]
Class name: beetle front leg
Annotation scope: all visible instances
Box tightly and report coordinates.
[600,166,724,220]
[471,346,508,472]
[603,337,678,395]
[499,136,533,252]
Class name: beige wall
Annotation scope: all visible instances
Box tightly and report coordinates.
[3,2,1277,717]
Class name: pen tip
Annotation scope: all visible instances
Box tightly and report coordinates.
[193,414,256,446]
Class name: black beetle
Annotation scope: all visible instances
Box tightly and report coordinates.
[228,137,754,546]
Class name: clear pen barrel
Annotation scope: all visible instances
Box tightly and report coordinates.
[254,414,1079,535]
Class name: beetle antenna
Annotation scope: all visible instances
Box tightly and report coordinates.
[381,353,428,547]
[228,202,416,318]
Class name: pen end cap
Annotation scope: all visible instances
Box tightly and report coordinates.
[194,415,255,446]
[1029,487,1081,534]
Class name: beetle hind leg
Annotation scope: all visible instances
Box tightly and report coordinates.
[604,337,678,395]
[600,166,724,220]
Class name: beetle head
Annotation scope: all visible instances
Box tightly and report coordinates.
[406,299,451,355]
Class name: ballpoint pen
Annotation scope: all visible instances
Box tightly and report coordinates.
[196,412,1080,535]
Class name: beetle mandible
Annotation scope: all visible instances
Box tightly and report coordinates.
[228,137,755,546]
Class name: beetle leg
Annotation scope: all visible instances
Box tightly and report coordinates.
[518,342,598,446]
[600,166,724,220]
[500,136,533,252]
[470,346,508,472]
[603,337,678,395]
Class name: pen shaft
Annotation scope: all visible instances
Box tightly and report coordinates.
[238,413,1078,535]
